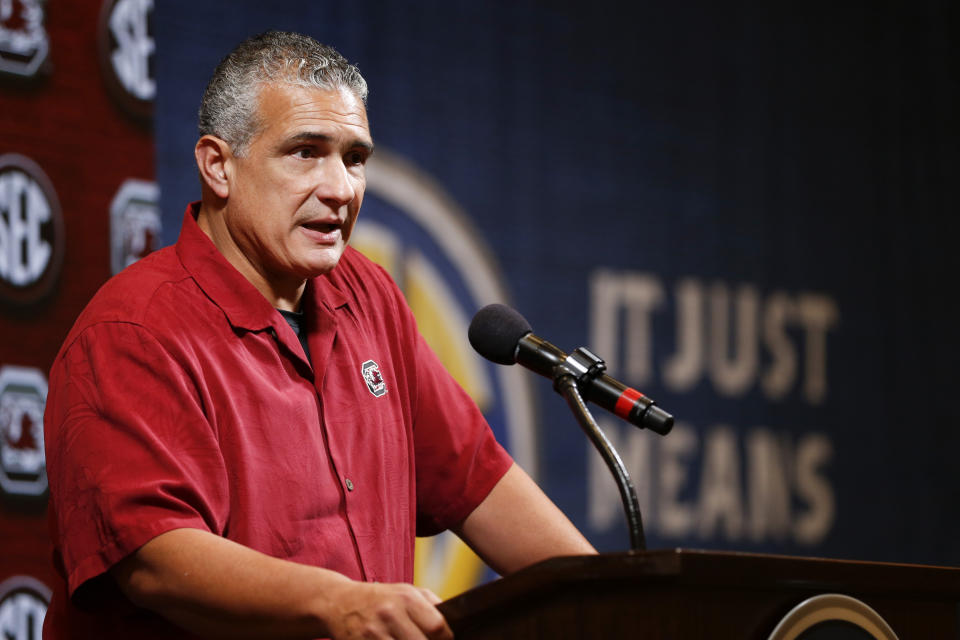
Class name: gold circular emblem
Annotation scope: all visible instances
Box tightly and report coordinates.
[768,593,899,640]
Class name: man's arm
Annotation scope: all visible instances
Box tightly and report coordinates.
[109,528,452,640]
[453,463,597,576]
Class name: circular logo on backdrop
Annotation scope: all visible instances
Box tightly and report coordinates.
[0,575,50,640]
[0,154,64,306]
[0,0,50,79]
[354,148,537,598]
[98,0,155,121]
[109,178,160,274]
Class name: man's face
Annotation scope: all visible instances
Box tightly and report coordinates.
[220,82,373,291]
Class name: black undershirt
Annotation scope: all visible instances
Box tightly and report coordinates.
[277,308,311,363]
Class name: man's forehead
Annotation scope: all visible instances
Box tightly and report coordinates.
[256,81,367,117]
[249,81,369,141]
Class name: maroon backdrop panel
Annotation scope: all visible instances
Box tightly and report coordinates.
[0,0,155,620]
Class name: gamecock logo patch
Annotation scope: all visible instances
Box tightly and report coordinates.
[361,360,387,398]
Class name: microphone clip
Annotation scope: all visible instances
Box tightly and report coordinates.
[551,347,607,393]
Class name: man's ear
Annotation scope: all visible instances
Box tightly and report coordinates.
[195,135,233,199]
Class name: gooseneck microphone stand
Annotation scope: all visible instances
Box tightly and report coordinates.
[552,348,646,552]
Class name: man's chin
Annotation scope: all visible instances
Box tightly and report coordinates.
[300,248,345,277]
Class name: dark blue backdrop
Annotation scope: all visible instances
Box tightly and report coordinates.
[154,1,959,566]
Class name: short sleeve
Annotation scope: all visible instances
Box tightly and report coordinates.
[45,321,230,596]
[410,330,514,536]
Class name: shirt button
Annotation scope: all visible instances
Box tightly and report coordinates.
[345,478,354,492]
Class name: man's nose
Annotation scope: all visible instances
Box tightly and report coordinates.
[316,158,357,207]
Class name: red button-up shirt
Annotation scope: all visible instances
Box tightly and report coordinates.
[43,203,512,637]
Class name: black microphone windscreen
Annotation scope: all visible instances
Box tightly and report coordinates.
[468,303,532,365]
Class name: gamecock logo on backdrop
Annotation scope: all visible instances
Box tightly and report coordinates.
[98,0,155,121]
[0,365,47,498]
[110,178,160,274]
[0,575,50,640]
[0,154,64,306]
[0,0,50,79]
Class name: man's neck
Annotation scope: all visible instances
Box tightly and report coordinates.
[270,288,305,312]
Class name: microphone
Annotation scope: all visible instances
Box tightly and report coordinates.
[469,303,674,435]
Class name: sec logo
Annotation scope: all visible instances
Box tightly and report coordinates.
[353,148,537,598]
[0,365,48,498]
[0,154,64,306]
[98,0,155,121]
[0,576,50,640]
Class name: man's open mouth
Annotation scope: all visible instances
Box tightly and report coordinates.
[302,221,340,233]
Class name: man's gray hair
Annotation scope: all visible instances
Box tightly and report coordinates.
[198,31,368,157]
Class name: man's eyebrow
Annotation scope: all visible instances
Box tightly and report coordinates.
[286,131,375,153]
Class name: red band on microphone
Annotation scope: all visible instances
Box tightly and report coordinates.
[614,387,645,419]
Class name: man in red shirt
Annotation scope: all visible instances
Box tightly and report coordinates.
[44,31,594,639]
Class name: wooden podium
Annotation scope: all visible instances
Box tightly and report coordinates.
[439,550,960,638]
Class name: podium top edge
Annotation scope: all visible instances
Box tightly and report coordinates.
[439,548,960,625]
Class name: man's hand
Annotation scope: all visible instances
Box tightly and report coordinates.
[326,580,452,640]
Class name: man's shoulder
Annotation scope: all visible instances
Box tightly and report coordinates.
[65,246,200,340]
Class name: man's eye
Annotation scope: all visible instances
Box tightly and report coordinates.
[296,148,314,159]
[346,151,366,165]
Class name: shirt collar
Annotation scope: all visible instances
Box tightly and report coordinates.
[175,202,348,332]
